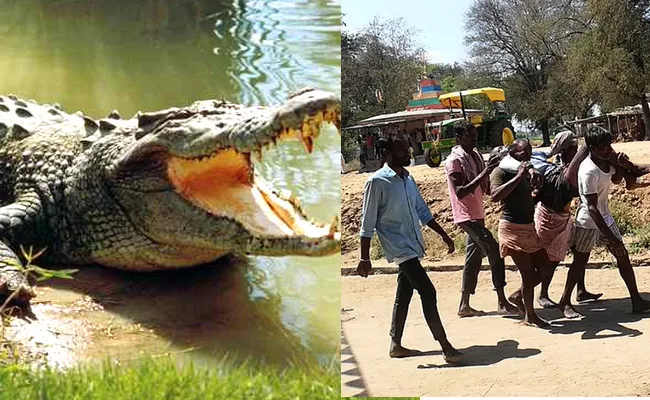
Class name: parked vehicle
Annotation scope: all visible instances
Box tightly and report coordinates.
[423,87,516,168]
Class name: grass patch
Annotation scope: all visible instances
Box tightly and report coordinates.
[453,232,467,254]
[0,357,340,400]
[344,159,361,172]
[609,198,637,235]
[370,235,384,260]
[629,225,650,254]
[635,228,650,248]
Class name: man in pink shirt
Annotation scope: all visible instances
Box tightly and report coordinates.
[444,122,519,317]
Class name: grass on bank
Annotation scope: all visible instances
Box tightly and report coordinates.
[0,356,340,400]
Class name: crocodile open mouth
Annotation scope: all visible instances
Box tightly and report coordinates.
[166,106,340,240]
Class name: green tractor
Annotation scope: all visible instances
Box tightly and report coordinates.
[422,87,516,168]
[422,118,464,168]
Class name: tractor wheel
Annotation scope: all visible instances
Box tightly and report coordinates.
[491,120,516,147]
[425,147,441,168]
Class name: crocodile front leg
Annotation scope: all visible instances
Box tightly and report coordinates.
[0,192,42,308]
[0,240,34,305]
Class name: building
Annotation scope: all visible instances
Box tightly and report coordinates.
[406,78,446,111]
[566,103,649,141]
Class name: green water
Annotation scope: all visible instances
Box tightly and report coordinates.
[0,0,341,368]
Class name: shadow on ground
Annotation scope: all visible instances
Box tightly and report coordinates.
[341,327,369,397]
[36,255,315,367]
[539,294,650,340]
[415,339,540,369]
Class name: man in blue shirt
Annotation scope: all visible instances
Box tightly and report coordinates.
[357,136,463,363]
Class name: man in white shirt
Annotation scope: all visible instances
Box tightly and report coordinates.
[557,127,650,317]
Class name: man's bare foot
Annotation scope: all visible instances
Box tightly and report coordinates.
[558,303,583,319]
[632,299,650,314]
[497,301,520,315]
[442,348,464,363]
[537,295,557,309]
[458,306,486,318]
[521,316,550,328]
[576,291,603,303]
[389,344,422,358]
[508,291,525,315]
[439,339,463,363]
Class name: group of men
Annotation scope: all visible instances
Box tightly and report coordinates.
[357,121,650,363]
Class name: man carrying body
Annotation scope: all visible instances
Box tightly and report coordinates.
[490,139,553,328]
[557,127,650,316]
[357,136,463,363]
[499,132,601,308]
[444,122,519,317]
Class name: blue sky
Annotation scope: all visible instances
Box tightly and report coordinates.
[342,0,474,65]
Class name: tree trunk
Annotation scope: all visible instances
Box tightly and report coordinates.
[540,118,551,146]
[641,93,650,141]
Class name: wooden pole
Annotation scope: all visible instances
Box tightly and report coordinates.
[459,92,467,120]
[607,116,612,133]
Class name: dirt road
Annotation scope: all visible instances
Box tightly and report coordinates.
[342,268,650,397]
[342,141,650,396]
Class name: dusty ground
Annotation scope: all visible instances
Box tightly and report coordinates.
[342,267,650,397]
[342,141,650,396]
[341,141,650,267]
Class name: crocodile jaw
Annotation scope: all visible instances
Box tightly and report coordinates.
[167,149,338,239]
[165,107,341,256]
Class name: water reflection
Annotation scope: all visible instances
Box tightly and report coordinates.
[23,255,324,368]
[0,0,341,368]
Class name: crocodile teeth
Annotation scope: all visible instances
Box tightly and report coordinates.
[328,216,339,238]
[302,136,314,154]
[252,149,262,163]
[243,152,252,167]
[291,196,301,210]
[279,189,292,200]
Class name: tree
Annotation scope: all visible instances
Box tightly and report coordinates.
[342,17,425,123]
[567,0,650,139]
[427,63,465,92]
[341,17,426,161]
[464,0,586,145]
[547,58,600,122]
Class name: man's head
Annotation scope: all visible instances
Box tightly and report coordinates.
[551,130,579,164]
[508,139,532,161]
[453,121,478,149]
[490,145,509,160]
[488,145,509,167]
[379,136,411,167]
[584,126,614,161]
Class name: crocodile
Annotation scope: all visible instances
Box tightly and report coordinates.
[0,88,341,309]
